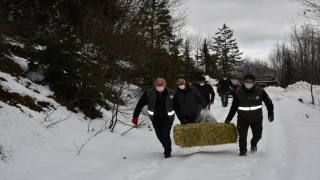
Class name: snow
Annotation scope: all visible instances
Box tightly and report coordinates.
[4,54,28,71]
[3,37,24,48]
[1,70,320,180]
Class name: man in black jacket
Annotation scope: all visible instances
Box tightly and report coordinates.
[132,78,183,158]
[195,76,215,119]
[175,78,207,124]
[225,74,274,156]
[218,74,234,107]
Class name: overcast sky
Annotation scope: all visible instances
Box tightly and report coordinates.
[179,0,306,60]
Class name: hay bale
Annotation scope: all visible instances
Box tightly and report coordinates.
[173,123,238,148]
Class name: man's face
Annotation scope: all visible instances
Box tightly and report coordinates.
[244,79,255,84]
[176,79,185,86]
[155,79,166,87]
[199,80,205,83]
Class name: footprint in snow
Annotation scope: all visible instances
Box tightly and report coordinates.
[282,149,289,154]
[282,140,289,144]
[145,161,165,169]
[251,158,260,163]
[235,162,247,168]
[269,168,279,175]
[242,171,254,177]
[126,169,136,172]
[127,171,149,180]
[274,96,284,101]
[124,158,167,180]
[281,137,287,141]
[276,154,284,160]
[147,169,157,173]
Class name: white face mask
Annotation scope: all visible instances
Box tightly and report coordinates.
[199,83,205,86]
[244,83,254,89]
[156,86,165,92]
[223,78,227,80]
[178,85,185,90]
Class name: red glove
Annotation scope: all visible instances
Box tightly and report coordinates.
[181,118,188,124]
[132,118,138,125]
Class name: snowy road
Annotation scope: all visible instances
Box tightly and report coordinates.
[0,73,319,180]
[109,85,320,180]
[112,85,320,180]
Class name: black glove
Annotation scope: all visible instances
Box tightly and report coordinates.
[268,116,274,122]
[225,119,231,124]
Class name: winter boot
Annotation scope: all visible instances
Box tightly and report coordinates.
[250,146,257,153]
[164,154,171,158]
[250,140,257,153]
[239,150,247,156]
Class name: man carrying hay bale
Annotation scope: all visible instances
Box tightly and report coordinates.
[225,74,274,156]
[175,78,207,124]
[132,78,183,158]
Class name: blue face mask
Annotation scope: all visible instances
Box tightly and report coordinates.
[244,83,254,89]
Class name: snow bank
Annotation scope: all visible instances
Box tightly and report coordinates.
[0,72,54,103]
[265,81,320,106]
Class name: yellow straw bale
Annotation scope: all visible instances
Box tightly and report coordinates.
[173,123,238,148]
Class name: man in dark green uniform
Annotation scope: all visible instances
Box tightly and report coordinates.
[225,74,274,156]
[132,78,183,158]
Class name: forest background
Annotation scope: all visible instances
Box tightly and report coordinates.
[0,0,319,122]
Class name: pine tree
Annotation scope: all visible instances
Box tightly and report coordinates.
[200,39,210,73]
[25,1,104,118]
[166,38,185,87]
[136,0,175,87]
[212,24,243,74]
[183,39,193,69]
[0,0,56,39]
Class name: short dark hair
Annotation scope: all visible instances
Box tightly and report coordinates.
[243,74,256,81]
[198,76,206,81]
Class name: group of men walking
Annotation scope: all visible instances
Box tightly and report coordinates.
[132,74,274,158]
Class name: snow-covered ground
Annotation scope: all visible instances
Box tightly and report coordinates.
[0,70,319,180]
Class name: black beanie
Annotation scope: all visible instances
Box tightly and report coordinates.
[243,74,256,81]
[198,76,206,81]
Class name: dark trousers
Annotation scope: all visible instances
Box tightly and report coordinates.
[237,119,263,152]
[221,91,230,106]
[152,119,173,155]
